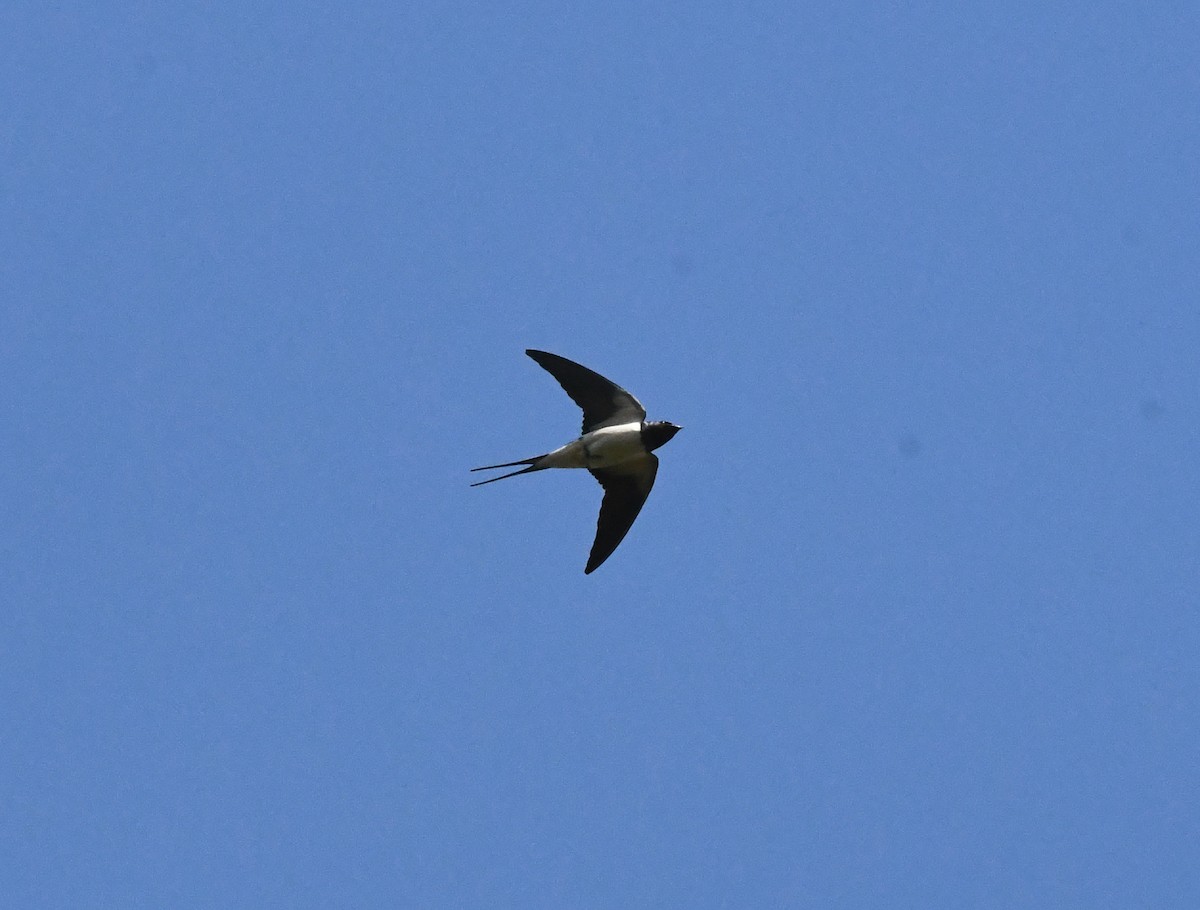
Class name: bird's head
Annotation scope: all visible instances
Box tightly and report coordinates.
[642,420,682,451]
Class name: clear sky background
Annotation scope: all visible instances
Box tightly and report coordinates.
[3,3,1198,907]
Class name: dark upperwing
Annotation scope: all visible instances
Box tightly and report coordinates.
[526,349,647,434]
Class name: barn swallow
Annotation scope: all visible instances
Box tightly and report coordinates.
[472,349,681,574]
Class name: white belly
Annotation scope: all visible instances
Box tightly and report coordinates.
[536,423,645,470]
[581,423,645,467]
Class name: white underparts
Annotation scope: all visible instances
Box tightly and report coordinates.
[536,422,645,470]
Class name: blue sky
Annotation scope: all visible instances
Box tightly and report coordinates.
[3,2,1198,907]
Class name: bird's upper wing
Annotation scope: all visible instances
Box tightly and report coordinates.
[526,349,646,433]
[585,453,658,574]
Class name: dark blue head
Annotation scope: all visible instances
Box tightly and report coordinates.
[641,420,682,452]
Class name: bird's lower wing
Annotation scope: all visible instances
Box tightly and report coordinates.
[585,454,658,574]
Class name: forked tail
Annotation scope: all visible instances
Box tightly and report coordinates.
[469,455,547,487]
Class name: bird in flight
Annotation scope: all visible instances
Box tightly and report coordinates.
[472,349,681,574]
